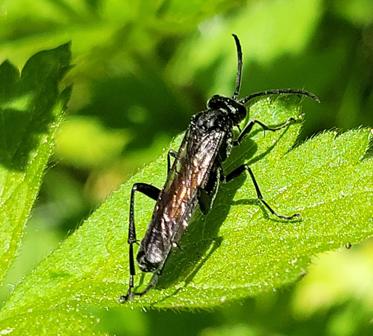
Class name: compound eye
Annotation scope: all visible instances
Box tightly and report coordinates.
[207,95,223,109]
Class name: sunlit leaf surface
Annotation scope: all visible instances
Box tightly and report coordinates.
[0,96,371,334]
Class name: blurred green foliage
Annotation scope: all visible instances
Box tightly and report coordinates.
[0,0,372,335]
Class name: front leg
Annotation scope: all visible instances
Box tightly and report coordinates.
[120,183,161,303]
[234,117,297,146]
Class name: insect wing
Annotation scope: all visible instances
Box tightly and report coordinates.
[165,128,226,234]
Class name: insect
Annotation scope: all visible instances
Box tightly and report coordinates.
[120,34,319,302]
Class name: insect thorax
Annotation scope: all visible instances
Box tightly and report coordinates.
[206,95,246,125]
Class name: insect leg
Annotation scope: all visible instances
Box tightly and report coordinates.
[223,164,299,220]
[234,118,296,146]
[131,272,160,298]
[120,183,161,303]
[167,149,178,175]
[130,246,173,298]
[198,169,220,215]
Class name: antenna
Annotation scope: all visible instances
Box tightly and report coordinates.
[239,88,320,105]
[232,34,243,100]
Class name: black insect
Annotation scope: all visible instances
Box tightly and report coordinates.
[120,34,319,302]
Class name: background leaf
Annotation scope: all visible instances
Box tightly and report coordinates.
[0,44,71,283]
[0,96,371,334]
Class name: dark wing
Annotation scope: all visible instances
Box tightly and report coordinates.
[160,128,227,232]
[140,124,227,263]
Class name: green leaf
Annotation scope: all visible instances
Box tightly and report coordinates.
[0,44,71,284]
[0,306,105,336]
[0,96,372,334]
